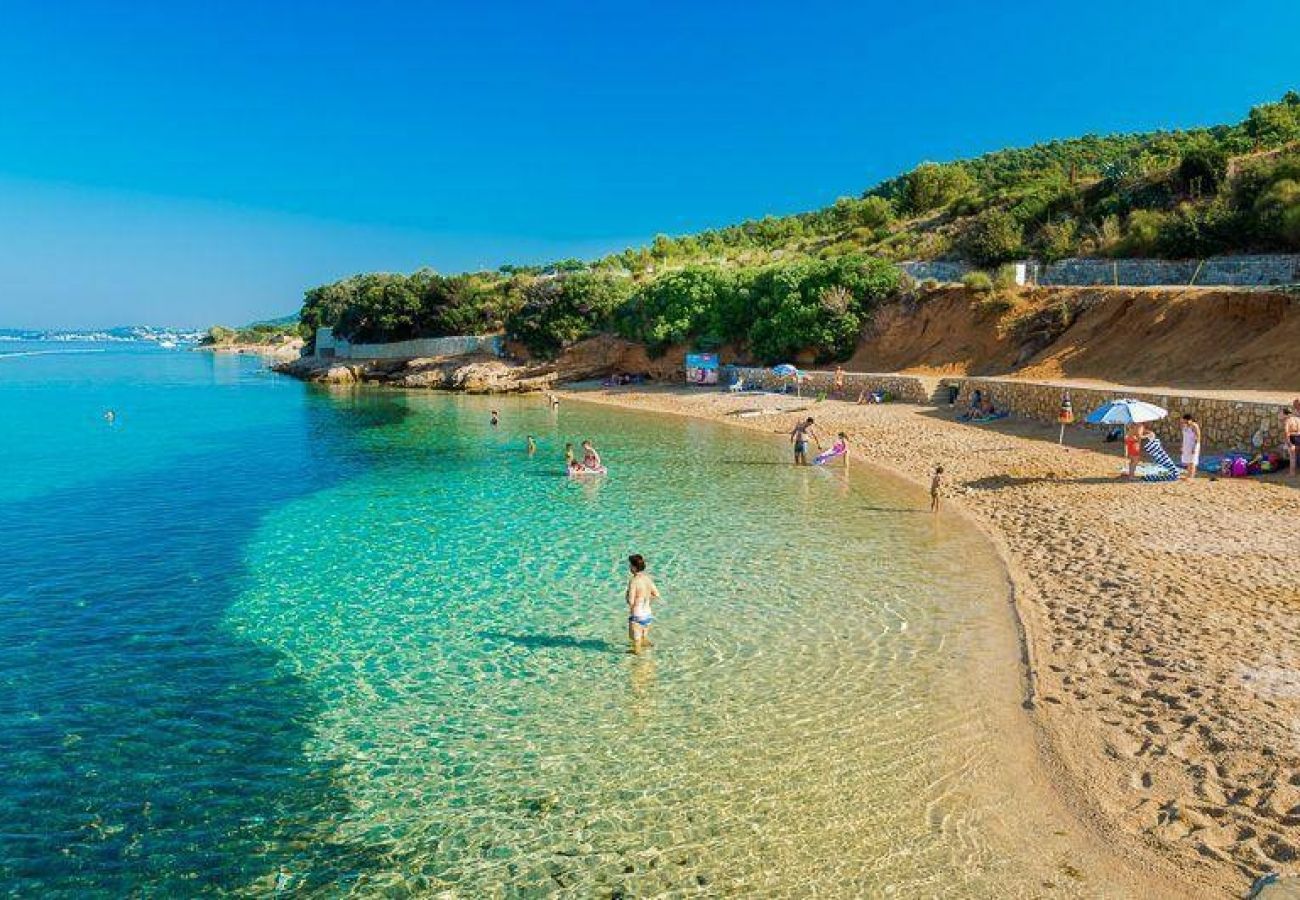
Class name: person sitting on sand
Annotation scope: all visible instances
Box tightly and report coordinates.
[581,440,602,469]
[625,553,660,654]
[930,465,944,512]
[790,417,821,465]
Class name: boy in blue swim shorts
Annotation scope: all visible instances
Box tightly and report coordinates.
[625,553,660,654]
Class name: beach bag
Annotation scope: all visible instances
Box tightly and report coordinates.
[1230,457,1248,478]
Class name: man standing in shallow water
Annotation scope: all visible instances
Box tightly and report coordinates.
[790,417,820,465]
[626,554,660,654]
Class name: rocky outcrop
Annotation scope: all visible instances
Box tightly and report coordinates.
[272,336,670,392]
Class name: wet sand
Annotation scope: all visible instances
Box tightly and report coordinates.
[559,384,1300,897]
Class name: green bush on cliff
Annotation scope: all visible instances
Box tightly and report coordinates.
[504,271,632,356]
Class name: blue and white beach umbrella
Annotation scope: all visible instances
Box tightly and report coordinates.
[1084,398,1168,426]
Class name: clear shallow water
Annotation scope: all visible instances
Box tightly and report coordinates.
[1,344,1129,897]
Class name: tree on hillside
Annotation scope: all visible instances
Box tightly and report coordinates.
[899,162,975,215]
[960,209,1023,266]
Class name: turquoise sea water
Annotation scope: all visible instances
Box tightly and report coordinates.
[1,342,1128,897]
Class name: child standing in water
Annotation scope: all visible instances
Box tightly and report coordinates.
[625,554,660,654]
[564,442,575,468]
[930,465,944,513]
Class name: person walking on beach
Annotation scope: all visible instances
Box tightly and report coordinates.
[832,366,845,399]
[1180,414,1202,479]
[930,465,944,512]
[1284,407,1300,478]
[625,553,660,654]
[790,417,820,466]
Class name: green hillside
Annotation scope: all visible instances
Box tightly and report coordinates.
[297,93,1300,363]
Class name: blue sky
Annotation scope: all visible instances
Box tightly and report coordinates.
[0,0,1297,328]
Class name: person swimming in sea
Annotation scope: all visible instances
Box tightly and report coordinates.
[625,553,660,654]
[490,409,499,427]
[564,442,575,468]
[526,435,536,455]
[103,409,116,423]
[581,440,601,469]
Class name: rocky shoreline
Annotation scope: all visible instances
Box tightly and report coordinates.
[272,335,682,393]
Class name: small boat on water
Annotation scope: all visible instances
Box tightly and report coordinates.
[157,340,177,349]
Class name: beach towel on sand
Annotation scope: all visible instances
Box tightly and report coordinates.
[1141,435,1180,482]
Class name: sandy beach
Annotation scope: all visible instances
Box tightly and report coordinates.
[559,384,1300,897]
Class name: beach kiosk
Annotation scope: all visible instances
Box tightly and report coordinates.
[685,353,719,386]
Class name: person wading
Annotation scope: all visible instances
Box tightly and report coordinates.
[790,417,821,466]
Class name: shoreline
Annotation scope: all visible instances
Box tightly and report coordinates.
[557,384,1300,897]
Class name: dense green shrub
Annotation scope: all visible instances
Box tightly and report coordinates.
[1117,209,1168,256]
[1254,178,1300,247]
[1178,145,1228,195]
[505,272,632,356]
[1032,218,1080,262]
[961,209,1023,265]
[962,271,994,293]
[745,256,899,362]
[616,267,734,352]
[899,162,976,215]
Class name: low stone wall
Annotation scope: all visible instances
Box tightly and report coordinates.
[902,254,1300,288]
[724,366,932,404]
[941,376,1287,453]
[314,327,503,360]
[346,334,503,360]
[900,260,971,283]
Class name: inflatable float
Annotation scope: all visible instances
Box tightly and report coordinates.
[813,442,847,466]
[568,464,608,478]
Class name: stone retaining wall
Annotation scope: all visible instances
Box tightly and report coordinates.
[724,366,932,403]
[900,261,971,283]
[901,254,1300,288]
[941,377,1288,453]
[314,327,503,360]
